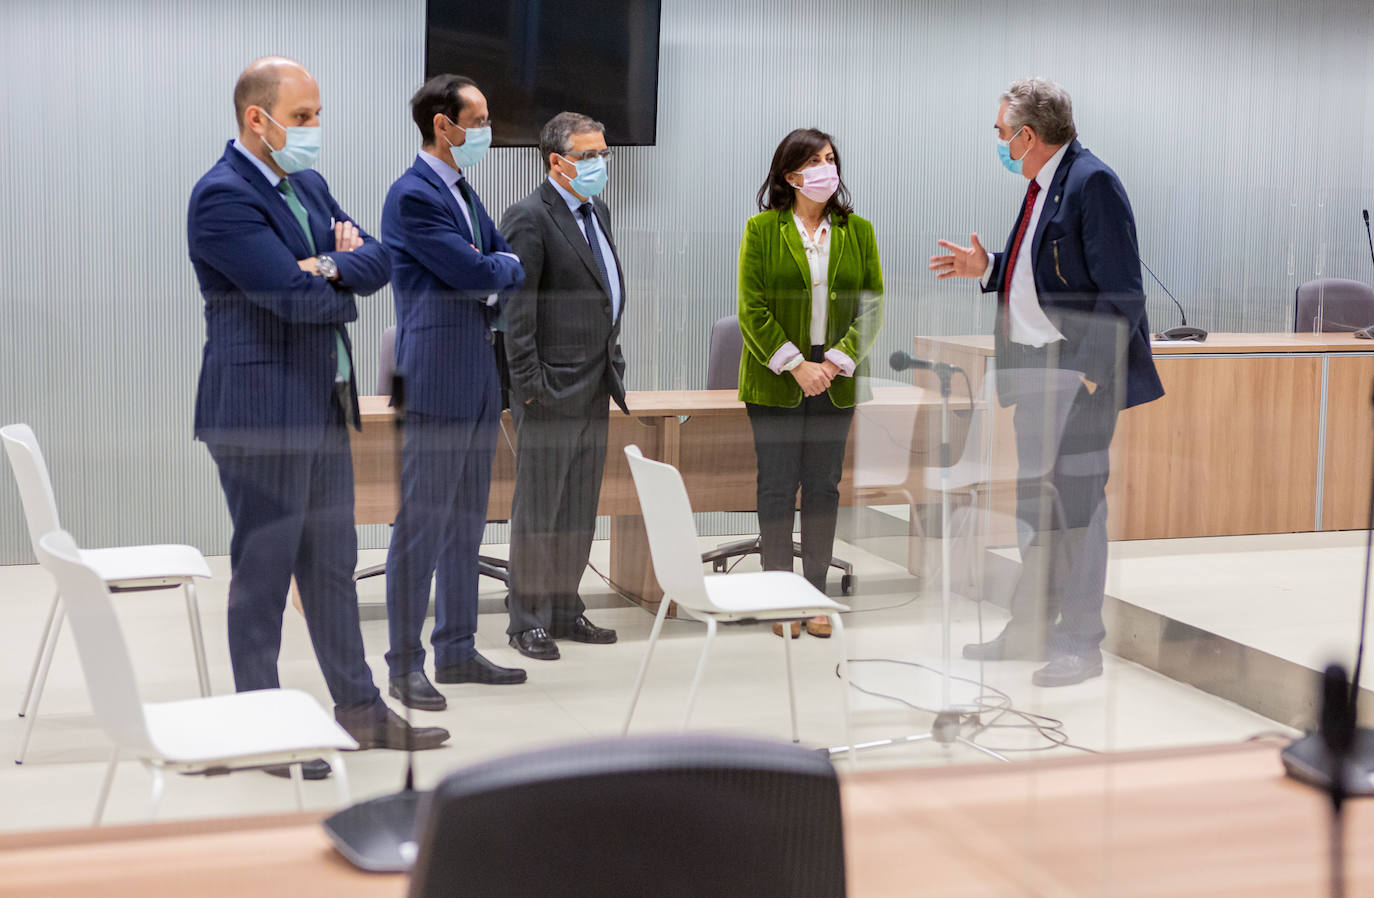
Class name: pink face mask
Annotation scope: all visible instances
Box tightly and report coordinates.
[793,162,839,203]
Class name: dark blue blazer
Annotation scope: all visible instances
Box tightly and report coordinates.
[381,156,525,419]
[188,141,390,448]
[983,140,1164,409]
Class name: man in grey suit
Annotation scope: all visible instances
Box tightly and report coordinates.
[502,112,628,661]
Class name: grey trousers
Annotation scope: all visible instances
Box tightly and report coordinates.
[506,401,609,635]
[1003,360,1120,656]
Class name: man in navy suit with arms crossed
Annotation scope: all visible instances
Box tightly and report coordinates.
[930,77,1164,687]
[187,58,449,777]
[380,74,527,711]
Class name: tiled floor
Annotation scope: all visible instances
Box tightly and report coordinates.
[0,530,1295,833]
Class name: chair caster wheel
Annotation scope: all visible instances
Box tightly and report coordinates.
[712,560,727,573]
[840,574,855,595]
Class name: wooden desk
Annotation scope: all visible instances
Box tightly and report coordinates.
[349,387,948,606]
[913,333,1374,540]
[4,741,1366,897]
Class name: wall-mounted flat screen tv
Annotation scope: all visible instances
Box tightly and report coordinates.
[425,0,662,147]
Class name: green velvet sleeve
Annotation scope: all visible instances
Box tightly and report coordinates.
[832,218,884,366]
[737,215,792,366]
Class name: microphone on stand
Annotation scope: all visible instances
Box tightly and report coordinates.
[1145,257,1208,342]
[889,350,952,374]
[1321,664,1354,898]
[1356,211,1374,340]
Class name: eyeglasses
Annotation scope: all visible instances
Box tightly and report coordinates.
[446,115,493,131]
[562,149,613,162]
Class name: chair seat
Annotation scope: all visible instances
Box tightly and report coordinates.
[142,689,357,766]
[697,571,849,622]
[80,544,212,585]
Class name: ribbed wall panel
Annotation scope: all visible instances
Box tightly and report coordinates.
[1,0,1370,563]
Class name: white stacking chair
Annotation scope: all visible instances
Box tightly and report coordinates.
[34,531,357,824]
[2,424,214,765]
[621,446,854,762]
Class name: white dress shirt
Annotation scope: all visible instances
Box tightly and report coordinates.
[549,177,622,322]
[417,150,517,307]
[983,142,1069,347]
[766,214,856,377]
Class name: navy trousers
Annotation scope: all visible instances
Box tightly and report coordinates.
[384,378,499,678]
[206,405,382,712]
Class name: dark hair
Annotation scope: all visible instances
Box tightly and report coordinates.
[755,128,853,224]
[410,74,479,145]
[539,111,605,171]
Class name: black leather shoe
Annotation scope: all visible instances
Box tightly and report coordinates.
[552,615,617,644]
[509,627,560,660]
[263,758,332,780]
[336,706,450,751]
[436,652,527,685]
[388,670,447,711]
[961,626,1049,662]
[1031,652,1104,687]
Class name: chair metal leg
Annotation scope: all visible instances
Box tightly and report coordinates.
[92,747,119,826]
[622,596,673,735]
[290,762,305,811]
[682,618,718,730]
[829,614,856,768]
[16,606,64,765]
[182,581,211,697]
[781,620,800,744]
[18,589,60,718]
[145,763,165,821]
[329,751,350,806]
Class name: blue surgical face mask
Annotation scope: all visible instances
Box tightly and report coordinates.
[561,153,608,198]
[997,126,1027,175]
[261,111,321,174]
[445,116,492,169]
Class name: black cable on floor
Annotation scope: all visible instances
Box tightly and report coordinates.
[839,657,1103,755]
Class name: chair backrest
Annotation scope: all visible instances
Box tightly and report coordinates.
[851,378,928,490]
[705,315,744,390]
[1,424,62,557]
[409,733,846,898]
[622,446,718,612]
[934,367,1085,491]
[1294,278,1374,333]
[33,531,156,756]
[377,326,398,395]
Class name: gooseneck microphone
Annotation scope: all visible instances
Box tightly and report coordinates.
[889,350,952,374]
[1353,211,1374,340]
[1145,257,1209,342]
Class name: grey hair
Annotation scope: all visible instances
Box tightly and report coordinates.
[1000,77,1077,146]
[538,111,605,171]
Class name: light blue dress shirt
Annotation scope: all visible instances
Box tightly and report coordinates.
[549,177,622,322]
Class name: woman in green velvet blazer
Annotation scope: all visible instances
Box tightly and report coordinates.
[737,128,884,637]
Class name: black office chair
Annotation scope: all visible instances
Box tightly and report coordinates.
[408,733,847,898]
[700,315,854,594]
[354,326,511,586]
[1294,278,1374,333]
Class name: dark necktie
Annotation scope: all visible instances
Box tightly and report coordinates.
[456,177,483,253]
[1000,179,1042,331]
[279,178,351,384]
[577,202,612,296]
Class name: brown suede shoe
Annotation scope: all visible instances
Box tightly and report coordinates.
[804,616,832,638]
[771,621,802,639]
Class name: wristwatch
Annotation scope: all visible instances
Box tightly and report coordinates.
[315,254,340,281]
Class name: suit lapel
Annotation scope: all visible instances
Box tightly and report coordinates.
[1030,140,1080,268]
[411,156,476,245]
[223,146,314,258]
[779,211,810,287]
[827,218,847,288]
[542,180,611,298]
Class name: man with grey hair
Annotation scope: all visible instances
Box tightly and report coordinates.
[501,111,628,660]
[930,77,1163,687]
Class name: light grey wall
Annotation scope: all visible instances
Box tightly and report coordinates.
[2,0,1371,563]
